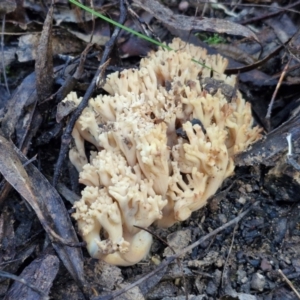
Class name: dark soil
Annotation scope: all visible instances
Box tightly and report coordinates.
[1,1,300,300]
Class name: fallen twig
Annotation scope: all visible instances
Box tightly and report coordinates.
[240,0,300,25]
[221,208,240,289]
[96,202,257,300]
[265,57,291,131]
[278,269,300,299]
[1,15,10,95]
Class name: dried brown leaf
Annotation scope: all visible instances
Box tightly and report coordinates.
[213,44,256,65]
[133,0,258,40]
[1,72,37,140]
[35,5,54,101]
[0,135,86,288]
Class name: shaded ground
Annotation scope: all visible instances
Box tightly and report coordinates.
[1,0,300,299]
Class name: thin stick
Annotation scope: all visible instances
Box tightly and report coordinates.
[134,225,188,300]
[221,212,239,288]
[89,0,96,44]
[265,58,291,130]
[278,269,300,299]
[240,0,300,25]
[95,203,256,300]
[1,15,10,95]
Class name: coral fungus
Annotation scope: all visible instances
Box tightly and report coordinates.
[63,38,261,266]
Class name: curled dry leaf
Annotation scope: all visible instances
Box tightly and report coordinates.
[0,134,86,289]
[133,0,258,41]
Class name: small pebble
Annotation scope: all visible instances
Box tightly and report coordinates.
[237,269,248,284]
[247,258,261,268]
[218,213,227,224]
[206,280,217,296]
[260,258,272,271]
[239,187,246,194]
[237,293,257,300]
[245,184,253,193]
[215,258,224,268]
[251,273,265,291]
[292,257,300,272]
[237,197,246,204]
[178,1,189,10]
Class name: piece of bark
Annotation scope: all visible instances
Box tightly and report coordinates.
[0,134,86,290]
[264,155,300,202]
[0,207,16,296]
[0,207,15,264]
[235,113,300,167]
[4,254,59,300]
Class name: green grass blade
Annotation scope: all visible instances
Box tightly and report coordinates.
[68,0,172,50]
[68,0,212,70]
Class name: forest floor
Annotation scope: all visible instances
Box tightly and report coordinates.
[1,1,300,299]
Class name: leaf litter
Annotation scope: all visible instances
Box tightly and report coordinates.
[1,0,300,299]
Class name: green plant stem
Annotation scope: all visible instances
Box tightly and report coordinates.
[68,0,172,51]
[68,0,212,70]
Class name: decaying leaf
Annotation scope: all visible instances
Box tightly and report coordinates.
[0,134,86,289]
[17,31,84,63]
[212,44,257,65]
[56,99,77,123]
[287,27,300,62]
[0,207,15,265]
[0,207,16,295]
[35,5,54,101]
[133,0,258,41]
[1,72,37,140]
